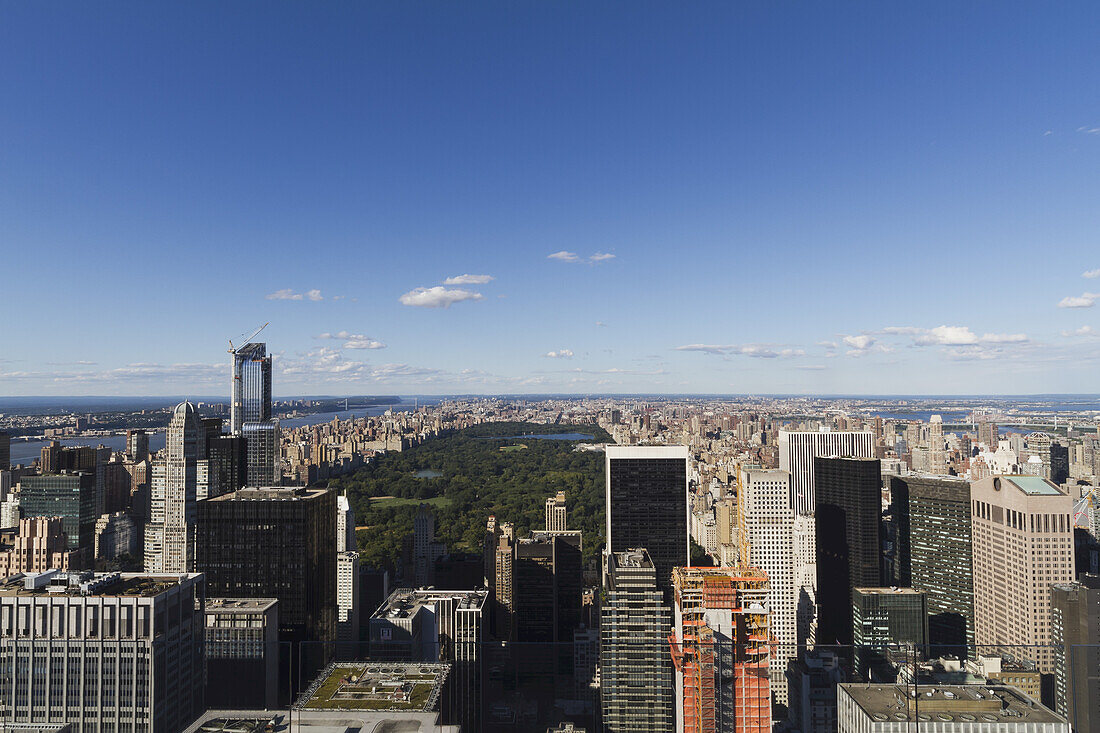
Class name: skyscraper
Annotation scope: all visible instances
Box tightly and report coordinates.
[545,490,568,532]
[670,566,772,733]
[605,445,689,597]
[230,341,281,486]
[779,430,874,515]
[600,549,675,733]
[19,471,96,553]
[144,401,217,573]
[231,341,272,433]
[971,475,1075,674]
[1050,574,1100,733]
[851,587,928,681]
[0,430,9,470]
[743,466,798,704]
[890,474,974,655]
[814,456,882,645]
[126,428,149,462]
[195,486,337,683]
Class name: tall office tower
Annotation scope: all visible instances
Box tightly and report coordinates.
[606,445,689,597]
[1051,574,1100,733]
[144,401,218,573]
[337,491,356,552]
[336,550,361,654]
[195,487,337,680]
[512,530,583,643]
[414,502,438,587]
[670,566,771,733]
[814,456,882,645]
[493,521,516,640]
[793,513,818,647]
[851,587,928,680]
[779,430,874,515]
[369,588,487,730]
[972,475,1075,674]
[978,422,999,449]
[928,415,947,475]
[0,430,9,470]
[126,428,149,462]
[1050,442,1070,485]
[205,598,280,711]
[743,467,798,704]
[890,475,974,655]
[545,490,568,532]
[0,571,206,733]
[836,684,1068,733]
[231,341,272,433]
[19,472,96,555]
[207,432,246,492]
[0,517,82,574]
[601,549,675,733]
[242,419,281,487]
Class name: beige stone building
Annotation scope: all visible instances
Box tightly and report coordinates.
[971,475,1075,673]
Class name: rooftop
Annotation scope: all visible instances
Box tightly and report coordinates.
[841,684,1064,724]
[855,587,925,596]
[0,571,197,598]
[208,487,329,502]
[373,588,487,621]
[206,597,279,614]
[1002,476,1064,496]
[296,662,450,713]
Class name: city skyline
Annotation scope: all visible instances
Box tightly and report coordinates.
[3,3,1100,396]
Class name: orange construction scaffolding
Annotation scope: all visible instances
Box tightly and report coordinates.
[671,567,771,733]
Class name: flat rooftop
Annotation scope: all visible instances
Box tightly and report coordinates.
[296,662,450,713]
[1003,476,1064,496]
[855,587,925,596]
[372,588,486,620]
[841,684,1064,724]
[206,597,279,614]
[208,487,329,502]
[0,572,197,598]
[613,549,654,569]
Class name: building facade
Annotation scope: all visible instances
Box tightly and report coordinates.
[890,474,974,655]
[971,475,1074,674]
[204,597,280,711]
[1050,574,1100,733]
[600,549,674,733]
[0,571,205,733]
[778,430,874,515]
[605,445,689,597]
[851,587,928,681]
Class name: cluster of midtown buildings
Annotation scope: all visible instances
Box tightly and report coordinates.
[1,375,1100,732]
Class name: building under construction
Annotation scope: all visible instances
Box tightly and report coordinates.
[670,566,771,733]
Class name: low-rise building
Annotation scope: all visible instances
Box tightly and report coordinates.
[204,598,280,711]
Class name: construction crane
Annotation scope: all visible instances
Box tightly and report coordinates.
[228,322,269,355]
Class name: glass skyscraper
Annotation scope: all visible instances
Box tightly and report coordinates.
[231,342,272,434]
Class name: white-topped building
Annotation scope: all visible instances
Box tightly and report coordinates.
[779,430,874,515]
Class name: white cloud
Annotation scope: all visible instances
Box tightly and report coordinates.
[266,288,323,301]
[915,326,978,345]
[443,274,494,285]
[548,250,616,264]
[1077,126,1100,135]
[548,251,580,262]
[1058,293,1099,308]
[544,349,575,359]
[345,339,387,350]
[398,286,484,308]
[675,344,804,359]
[1061,325,1097,338]
[1083,269,1100,279]
[842,335,875,350]
[979,332,1028,344]
[595,321,608,327]
[881,325,1029,346]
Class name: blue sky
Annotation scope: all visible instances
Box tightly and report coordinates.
[2,1,1099,396]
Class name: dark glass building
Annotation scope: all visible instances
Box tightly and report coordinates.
[19,471,96,552]
[195,486,336,687]
[814,456,882,645]
[605,446,689,597]
[852,587,928,681]
[1051,574,1100,733]
[890,474,974,656]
